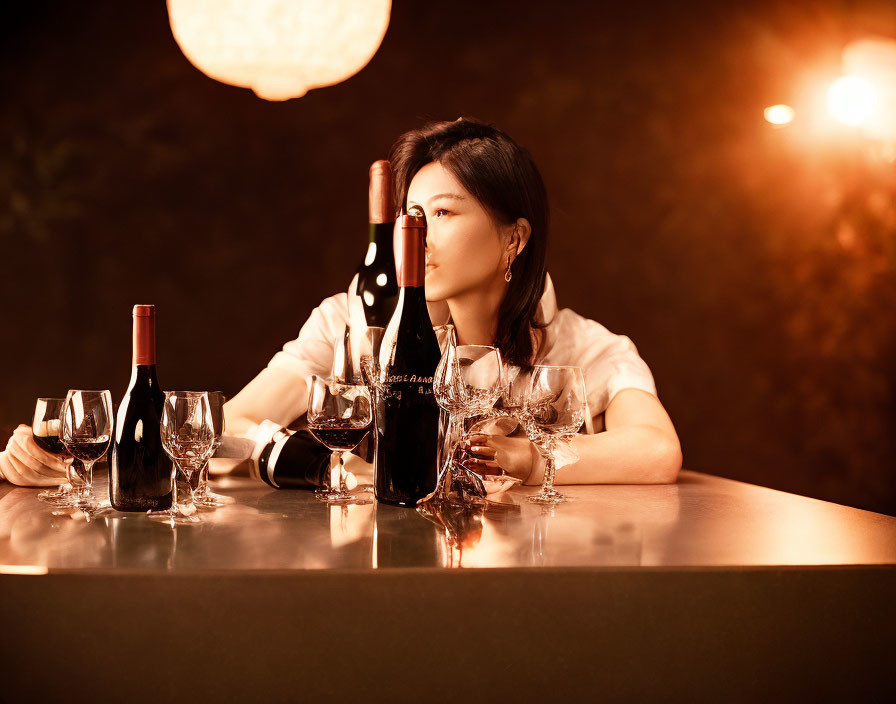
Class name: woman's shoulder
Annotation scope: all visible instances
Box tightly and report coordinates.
[540,307,641,362]
[537,306,657,414]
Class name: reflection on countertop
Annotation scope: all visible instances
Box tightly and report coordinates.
[2,471,896,573]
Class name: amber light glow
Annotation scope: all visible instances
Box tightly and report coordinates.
[764,104,795,126]
[167,0,392,101]
[827,76,878,126]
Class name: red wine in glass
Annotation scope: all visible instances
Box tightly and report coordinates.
[309,421,370,451]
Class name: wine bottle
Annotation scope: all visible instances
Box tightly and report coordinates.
[356,160,400,327]
[257,430,332,489]
[374,213,442,506]
[109,305,173,511]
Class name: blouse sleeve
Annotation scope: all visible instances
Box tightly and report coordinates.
[551,309,658,417]
[267,292,349,385]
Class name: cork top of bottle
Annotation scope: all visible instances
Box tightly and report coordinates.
[400,213,426,230]
[133,305,155,318]
[369,160,395,224]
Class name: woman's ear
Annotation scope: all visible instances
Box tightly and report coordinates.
[507,218,532,259]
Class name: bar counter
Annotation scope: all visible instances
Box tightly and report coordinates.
[2,469,894,701]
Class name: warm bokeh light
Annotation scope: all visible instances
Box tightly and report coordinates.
[764,104,795,126]
[841,36,896,140]
[826,75,878,126]
[167,0,392,101]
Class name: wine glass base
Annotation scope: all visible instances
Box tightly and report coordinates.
[147,510,201,524]
[314,490,373,506]
[72,498,114,518]
[38,486,71,503]
[527,492,569,505]
[193,492,234,508]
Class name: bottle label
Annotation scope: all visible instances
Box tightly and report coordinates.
[381,378,434,401]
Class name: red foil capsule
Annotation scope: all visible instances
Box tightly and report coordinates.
[398,214,426,288]
[132,305,157,366]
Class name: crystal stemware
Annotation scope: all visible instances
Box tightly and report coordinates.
[523,365,587,504]
[308,375,373,505]
[150,391,214,524]
[34,397,83,505]
[60,390,114,512]
[192,391,233,508]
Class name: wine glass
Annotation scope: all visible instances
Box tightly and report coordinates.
[192,391,232,508]
[434,344,503,472]
[150,391,215,524]
[33,397,84,505]
[60,390,114,511]
[307,375,373,505]
[522,365,587,505]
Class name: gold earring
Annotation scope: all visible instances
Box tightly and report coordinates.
[504,259,513,282]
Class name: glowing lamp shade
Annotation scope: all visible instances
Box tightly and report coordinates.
[826,76,878,127]
[167,0,392,101]
[764,104,795,126]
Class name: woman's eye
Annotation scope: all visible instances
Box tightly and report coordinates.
[434,208,449,218]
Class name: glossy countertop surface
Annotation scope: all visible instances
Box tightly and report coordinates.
[2,470,895,573]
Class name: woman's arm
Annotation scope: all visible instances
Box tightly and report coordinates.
[224,367,309,437]
[467,389,681,485]
[545,388,681,485]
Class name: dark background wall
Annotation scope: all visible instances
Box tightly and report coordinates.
[2,1,895,514]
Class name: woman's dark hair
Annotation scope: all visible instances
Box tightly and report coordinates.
[388,117,549,368]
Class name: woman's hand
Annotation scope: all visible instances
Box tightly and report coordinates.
[0,425,69,487]
[461,432,540,483]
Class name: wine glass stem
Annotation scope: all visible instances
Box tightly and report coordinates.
[541,453,557,496]
[182,468,195,506]
[170,461,180,514]
[196,460,209,497]
[445,414,465,472]
[80,460,95,500]
[335,451,345,493]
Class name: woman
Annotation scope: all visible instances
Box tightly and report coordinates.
[226,117,681,485]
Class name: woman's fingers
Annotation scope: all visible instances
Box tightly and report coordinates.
[2,451,61,486]
[9,431,66,478]
[468,445,497,458]
[465,458,501,472]
[13,425,66,470]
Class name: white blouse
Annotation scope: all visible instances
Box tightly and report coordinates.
[261,274,657,430]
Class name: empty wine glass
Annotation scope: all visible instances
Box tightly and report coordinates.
[307,375,373,505]
[523,365,587,504]
[431,344,503,502]
[150,391,215,524]
[434,344,503,469]
[192,391,232,508]
[34,397,83,505]
[60,390,114,511]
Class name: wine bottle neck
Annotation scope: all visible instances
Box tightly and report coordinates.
[127,363,160,390]
[369,222,394,248]
[398,226,425,287]
[133,313,156,365]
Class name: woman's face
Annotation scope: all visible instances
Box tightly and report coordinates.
[406,161,508,302]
